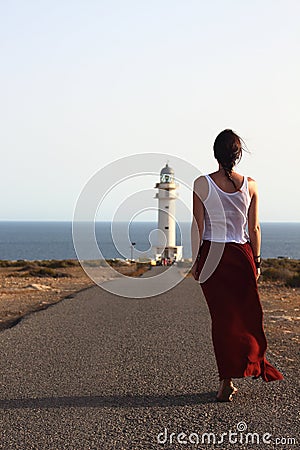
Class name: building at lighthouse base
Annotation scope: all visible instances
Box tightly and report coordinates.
[153,244,183,263]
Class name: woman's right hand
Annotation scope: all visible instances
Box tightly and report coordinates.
[256,267,261,281]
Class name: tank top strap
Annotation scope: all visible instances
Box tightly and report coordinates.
[235,174,247,192]
[242,175,247,189]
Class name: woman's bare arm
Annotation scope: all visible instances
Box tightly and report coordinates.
[247,178,261,278]
[191,177,206,277]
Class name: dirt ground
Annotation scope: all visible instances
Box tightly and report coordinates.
[257,280,299,370]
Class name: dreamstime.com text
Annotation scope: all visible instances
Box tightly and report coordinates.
[157,422,297,446]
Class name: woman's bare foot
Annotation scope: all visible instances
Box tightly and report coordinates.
[216,379,238,402]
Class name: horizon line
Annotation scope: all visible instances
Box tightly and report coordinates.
[1,220,300,224]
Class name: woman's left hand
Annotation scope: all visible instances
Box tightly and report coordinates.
[191,261,200,280]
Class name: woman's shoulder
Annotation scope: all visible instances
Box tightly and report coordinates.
[246,176,259,199]
[193,174,208,185]
[247,176,258,188]
[193,175,209,201]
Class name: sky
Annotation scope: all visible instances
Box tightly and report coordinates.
[1,0,300,222]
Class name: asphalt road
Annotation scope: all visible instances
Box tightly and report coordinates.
[0,267,298,449]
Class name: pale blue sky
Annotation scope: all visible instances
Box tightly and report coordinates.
[1,0,299,221]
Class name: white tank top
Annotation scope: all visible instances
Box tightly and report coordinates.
[202,174,251,243]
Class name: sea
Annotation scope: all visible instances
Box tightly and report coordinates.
[0,221,299,261]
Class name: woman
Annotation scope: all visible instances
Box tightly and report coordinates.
[191,129,284,402]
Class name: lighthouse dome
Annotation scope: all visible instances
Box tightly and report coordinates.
[160,163,174,175]
[160,163,174,183]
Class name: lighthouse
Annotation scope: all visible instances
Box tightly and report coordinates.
[154,163,183,263]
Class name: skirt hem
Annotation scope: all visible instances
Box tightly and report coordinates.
[219,357,284,382]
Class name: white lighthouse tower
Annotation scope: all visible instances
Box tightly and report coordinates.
[154,163,183,263]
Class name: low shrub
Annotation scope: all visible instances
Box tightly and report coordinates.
[261,258,300,285]
[285,273,300,288]
[8,267,72,278]
[0,259,79,268]
[262,258,299,272]
[33,268,71,278]
[43,260,79,268]
[16,263,39,271]
[0,260,29,267]
[262,267,294,282]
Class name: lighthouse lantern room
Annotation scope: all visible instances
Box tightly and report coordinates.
[154,163,183,263]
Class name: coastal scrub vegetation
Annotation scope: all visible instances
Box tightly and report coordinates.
[1,259,150,279]
[262,258,300,287]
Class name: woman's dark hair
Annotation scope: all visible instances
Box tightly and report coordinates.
[213,129,247,191]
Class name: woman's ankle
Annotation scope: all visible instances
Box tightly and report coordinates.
[219,378,232,385]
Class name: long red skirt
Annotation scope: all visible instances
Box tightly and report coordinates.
[197,240,284,382]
